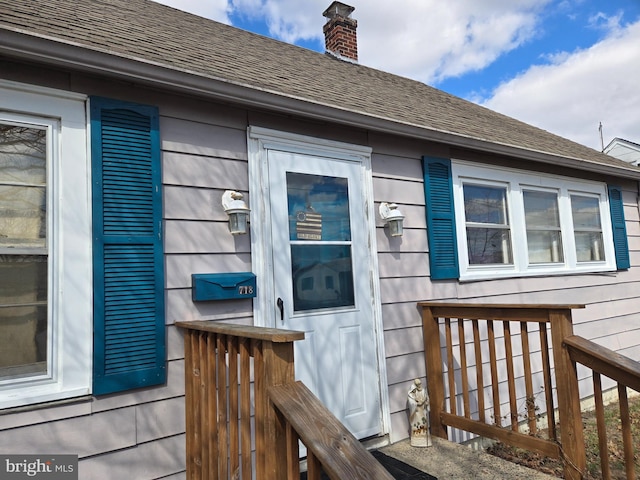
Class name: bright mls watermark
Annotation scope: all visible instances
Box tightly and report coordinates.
[1,455,78,479]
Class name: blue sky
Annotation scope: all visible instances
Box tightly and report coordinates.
[153,0,640,151]
[438,2,640,96]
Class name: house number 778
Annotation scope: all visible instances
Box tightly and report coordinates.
[238,286,254,295]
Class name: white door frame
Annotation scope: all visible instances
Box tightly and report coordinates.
[247,126,390,437]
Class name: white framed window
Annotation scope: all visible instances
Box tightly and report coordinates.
[452,161,617,280]
[523,188,563,264]
[462,181,512,265]
[0,81,91,409]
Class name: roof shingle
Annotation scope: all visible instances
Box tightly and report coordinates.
[1,0,638,174]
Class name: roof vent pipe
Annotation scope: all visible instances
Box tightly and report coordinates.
[322,2,358,62]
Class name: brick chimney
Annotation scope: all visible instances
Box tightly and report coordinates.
[322,2,358,62]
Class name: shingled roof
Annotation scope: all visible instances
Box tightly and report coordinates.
[2,0,639,178]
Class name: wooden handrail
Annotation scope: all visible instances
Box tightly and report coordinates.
[268,381,394,480]
[418,302,585,321]
[177,320,305,342]
[564,335,640,392]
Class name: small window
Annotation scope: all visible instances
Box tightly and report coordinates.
[571,194,604,262]
[523,190,563,264]
[463,184,512,265]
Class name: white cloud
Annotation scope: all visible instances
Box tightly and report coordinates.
[588,10,624,31]
[152,0,232,23]
[482,19,640,150]
[231,0,327,43]
[356,0,550,84]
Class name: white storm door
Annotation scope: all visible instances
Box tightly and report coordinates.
[267,149,382,439]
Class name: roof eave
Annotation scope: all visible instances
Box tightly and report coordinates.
[4,29,640,181]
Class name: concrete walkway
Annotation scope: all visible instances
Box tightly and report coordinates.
[380,437,559,480]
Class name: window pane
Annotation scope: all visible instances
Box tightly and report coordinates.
[0,255,48,304]
[0,125,46,184]
[0,256,48,378]
[287,172,351,241]
[571,195,604,262]
[466,228,512,265]
[571,195,601,229]
[463,184,508,225]
[0,125,47,248]
[0,305,47,380]
[575,232,605,262]
[464,184,512,265]
[523,190,563,263]
[523,190,560,228]
[0,185,46,247]
[291,244,354,311]
[527,231,563,263]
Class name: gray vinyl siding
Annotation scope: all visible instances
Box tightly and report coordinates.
[370,138,432,442]
[2,62,640,476]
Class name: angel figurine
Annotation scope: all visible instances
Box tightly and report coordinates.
[407,378,432,447]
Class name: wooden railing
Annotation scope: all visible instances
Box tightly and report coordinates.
[177,321,303,479]
[419,302,640,480]
[564,335,640,480]
[177,321,392,480]
[420,302,586,480]
[268,381,394,480]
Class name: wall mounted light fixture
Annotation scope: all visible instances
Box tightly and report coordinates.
[379,202,405,237]
[222,190,250,235]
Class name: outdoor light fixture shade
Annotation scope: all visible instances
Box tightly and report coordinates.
[222,190,250,235]
[379,202,405,237]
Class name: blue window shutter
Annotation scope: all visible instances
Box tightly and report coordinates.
[422,156,459,279]
[91,96,165,395]
[608,185,630,270]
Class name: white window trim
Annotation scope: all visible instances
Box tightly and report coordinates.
[0,81,91,409]
[452,160,616,281]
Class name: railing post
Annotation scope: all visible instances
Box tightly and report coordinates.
[549,308,586,480]
[183,330,202,480]
[421,306,447,439]
[262,340,297,479]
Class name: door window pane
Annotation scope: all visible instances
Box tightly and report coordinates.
[523,190,563,263]
[286,172,351,241]
[291,245,354,311]
[571,195,604,262]
[463,184,512,264]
